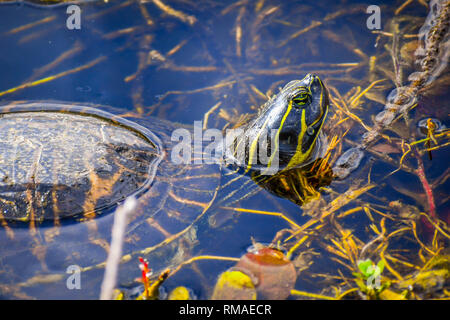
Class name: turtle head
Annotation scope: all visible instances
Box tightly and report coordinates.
[268,74,329,168]
[259,74,329,169]
[229,74,329,173]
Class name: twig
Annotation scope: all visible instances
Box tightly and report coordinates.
[100,196,137,300]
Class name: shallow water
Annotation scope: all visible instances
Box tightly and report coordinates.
[0,0,448,299]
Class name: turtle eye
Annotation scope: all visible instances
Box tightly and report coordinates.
[292,92,311,108]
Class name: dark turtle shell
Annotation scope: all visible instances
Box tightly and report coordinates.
[0,104,161,222]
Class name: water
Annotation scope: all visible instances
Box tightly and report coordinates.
[0,0,448,299]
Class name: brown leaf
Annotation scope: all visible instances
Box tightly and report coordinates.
[235,248,297,299]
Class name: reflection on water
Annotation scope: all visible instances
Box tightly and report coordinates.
[0,0,448,299]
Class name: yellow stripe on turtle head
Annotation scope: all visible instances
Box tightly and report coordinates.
[286,108,308,169]
[286,78,328,169]
[266,99,294,170]
[245,114,272,173]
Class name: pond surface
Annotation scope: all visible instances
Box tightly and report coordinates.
[0,0,448,299]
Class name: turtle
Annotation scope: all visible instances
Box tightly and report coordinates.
[0,73,330,299]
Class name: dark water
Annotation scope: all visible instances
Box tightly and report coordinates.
[0,0,448,299]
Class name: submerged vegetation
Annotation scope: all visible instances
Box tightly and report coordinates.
[0,0,448,299]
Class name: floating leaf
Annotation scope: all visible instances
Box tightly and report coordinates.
[211,270,257,300]
[235,247,297,299]
[168,286,191,300]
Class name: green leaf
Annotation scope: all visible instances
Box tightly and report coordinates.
[357,259,374,277]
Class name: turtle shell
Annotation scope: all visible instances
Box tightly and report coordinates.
[0,104,161,221]
[0,103,221,299]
